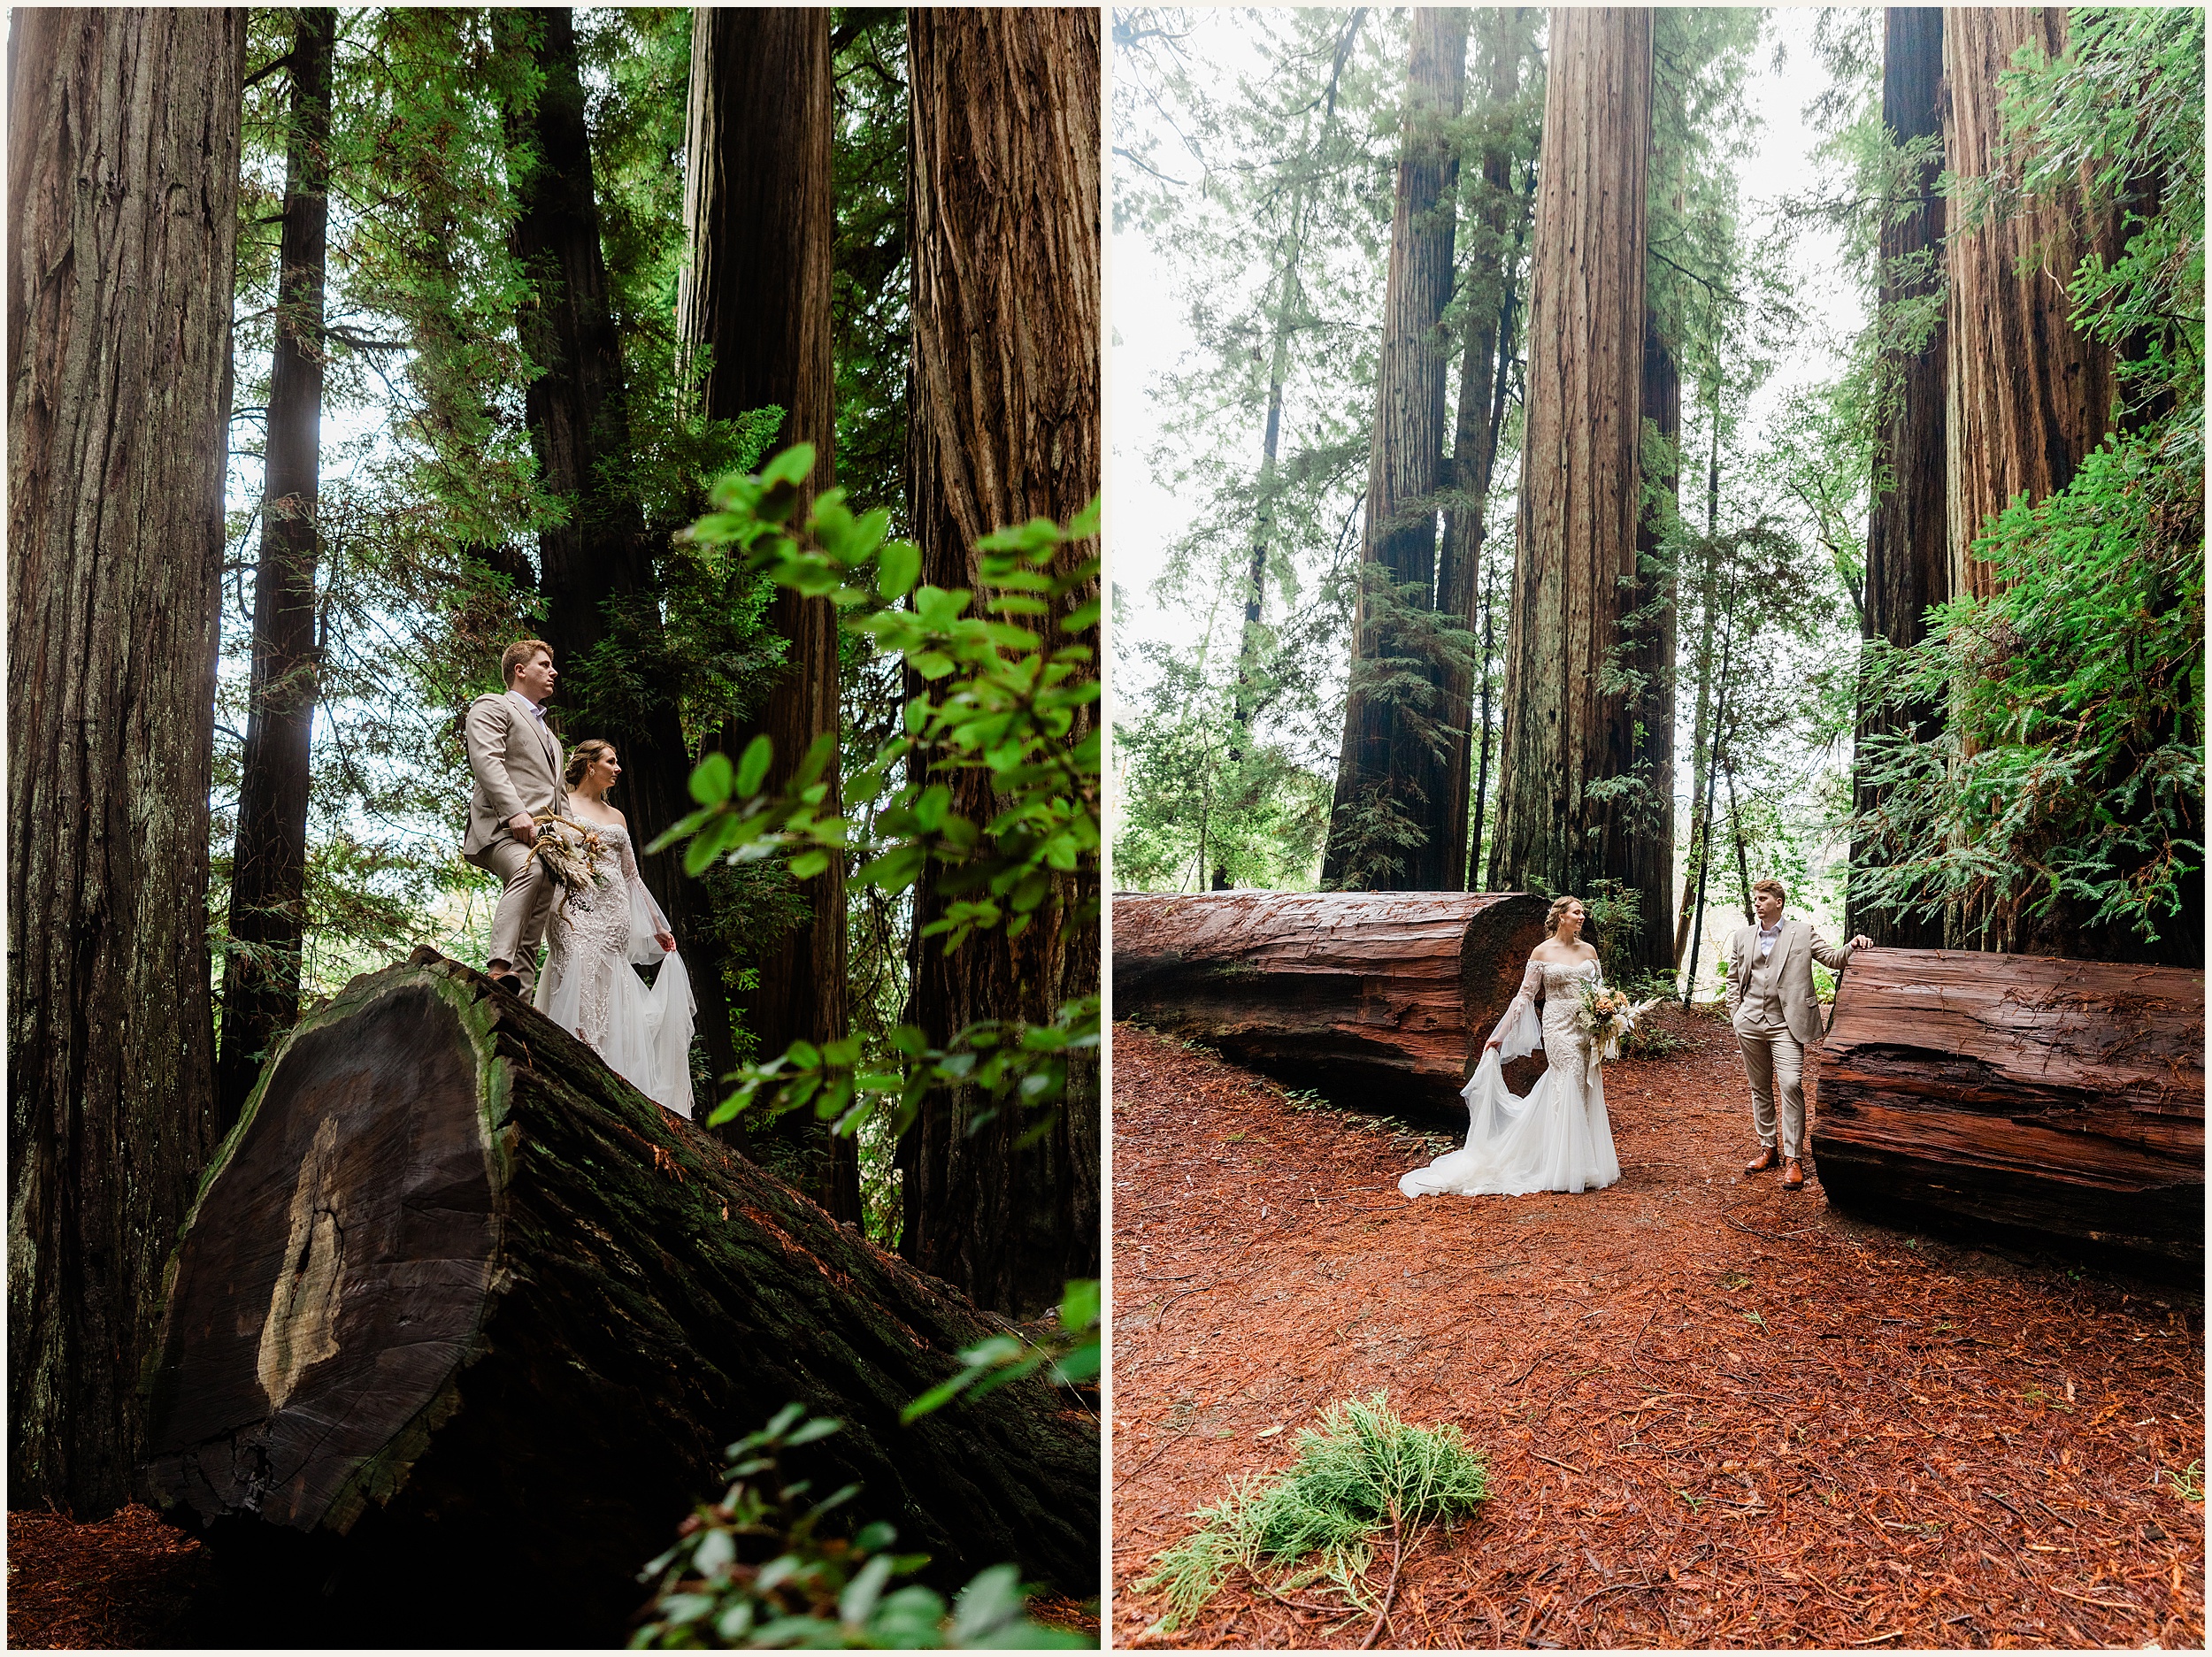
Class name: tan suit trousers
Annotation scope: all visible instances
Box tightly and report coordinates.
[472,834,558,993]
[1737,1019,1806,1161]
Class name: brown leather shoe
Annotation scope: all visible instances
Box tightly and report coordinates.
[488,970,526,998]
[1782,1158,1807,1190]
[1744,1146,1780,1175]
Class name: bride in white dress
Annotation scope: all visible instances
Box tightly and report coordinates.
[532,740,698,1118]
[1400,894,1621,1199]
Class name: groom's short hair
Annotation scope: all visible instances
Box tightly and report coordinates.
[1753,877,1787,903]
[502,639,554,685]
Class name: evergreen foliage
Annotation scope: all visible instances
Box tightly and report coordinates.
[1135,1393,1488,1634]
[1849,7,2205,954]
[659,445,1102,1149]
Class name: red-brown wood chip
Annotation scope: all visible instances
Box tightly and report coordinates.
[1110,1013,2206,1650]
[6,1504,207,1649]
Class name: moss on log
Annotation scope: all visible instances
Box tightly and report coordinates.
[140,951,1095,1645]
[1814,948,2204,1273]
[1111,891,1550,1116]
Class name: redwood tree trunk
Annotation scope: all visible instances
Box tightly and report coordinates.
[1942,4,2121,956]
[902,7,1101,1317]
[1323,8,1466,892]
[5,5,245,1515]
[680,9,856,1219]
[1621,304,1679,972]
[219,8,334,1132]
[500,7,710,1119]
[1439,9,1532,894]
[1487,7,1653,902]
[1850,6,1949,951]
[1943,6,2116,609]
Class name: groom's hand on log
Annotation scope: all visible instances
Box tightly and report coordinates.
[655,931,675,954]
[508,811,536,847]
[1847,934,1872,952]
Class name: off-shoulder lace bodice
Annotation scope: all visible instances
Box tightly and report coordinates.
[1402,952,1619,1199]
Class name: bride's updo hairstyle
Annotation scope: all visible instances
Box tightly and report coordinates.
[1544,894,1584,936]
[565,738,617,789]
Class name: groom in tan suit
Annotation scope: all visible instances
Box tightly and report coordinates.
[1725,878,1871,1191]
[464,640,568,995]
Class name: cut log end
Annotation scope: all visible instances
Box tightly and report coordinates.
[141,953,1097,1645]
[1814,948,2204,1274]
[1112,891,1549,1117]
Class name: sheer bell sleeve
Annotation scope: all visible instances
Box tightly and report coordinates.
[617,826,673,966]
[1486,959,1546,1061]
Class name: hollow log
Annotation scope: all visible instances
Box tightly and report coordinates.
[1813,948,2204,1272]
[1111,891,1549,1116]
[140,951,1096,1646]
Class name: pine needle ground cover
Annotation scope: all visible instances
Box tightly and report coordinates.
[1110,1016,2206,1649]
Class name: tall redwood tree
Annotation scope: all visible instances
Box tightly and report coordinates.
[7,6,246,1514]
[902,7,1102,1317]
[1487,8,1655,918]
[679,7,857,1220]
[1942,6,2120,955]
[219,6,335,1130]
[1440,9,1537,894]
[1849,5,1949,949]
[1322,8,1467,892]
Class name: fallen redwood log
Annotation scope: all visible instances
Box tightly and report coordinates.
[1813,947,2204,1273]
[1111,891,1550,1116]
[140,950,1095,1645]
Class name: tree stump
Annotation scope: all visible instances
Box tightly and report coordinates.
[1111,892,1550,1116]
[1813,948,2204,1273]
[140,951,1095,1645]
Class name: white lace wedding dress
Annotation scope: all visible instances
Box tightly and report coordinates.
[1399,956,1622,1198]
[532,818,697,1118]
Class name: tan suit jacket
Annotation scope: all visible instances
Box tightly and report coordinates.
[463,692,567,859]
[1725,916,1856,1045]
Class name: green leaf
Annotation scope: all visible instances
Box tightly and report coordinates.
[688,751,733,807]
[735,733,774,797]
[879,538,922,600]
[789,848,830,879]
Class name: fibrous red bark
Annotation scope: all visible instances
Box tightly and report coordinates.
[1814,948,2203,1274]
[1324,9,1467,892]
[1851,5,1950,951]
[902,8,1102,1318]
[6,5,246,1516]
[680,8,856,1215]
[1487,8,1654,912]
[1112,890,1549,1116]
[1942,6,2117,604]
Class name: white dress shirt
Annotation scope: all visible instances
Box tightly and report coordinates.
[1755,920,1783,959]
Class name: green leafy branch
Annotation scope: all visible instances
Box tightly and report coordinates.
[632,1405,1086,1650]
[646,444,1101,1136]
[902,1279,1101,1425]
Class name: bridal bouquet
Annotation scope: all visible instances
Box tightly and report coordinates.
[530,813,611,894]
[1575,978,1663,1067]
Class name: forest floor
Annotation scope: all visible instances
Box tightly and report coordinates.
[6,1503,1102,1650]
[6,1505,209,1649]
[1110,1010,2206,1651]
